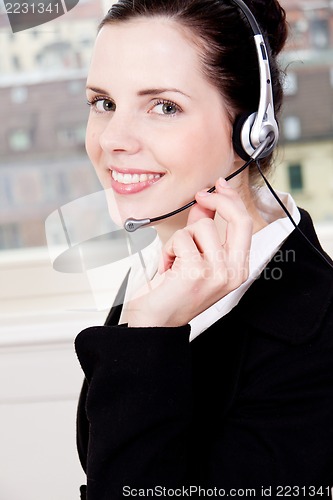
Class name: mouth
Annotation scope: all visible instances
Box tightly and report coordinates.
[110,168,164,194]
[111,170,163,184]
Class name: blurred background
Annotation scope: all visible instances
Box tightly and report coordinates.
[0,0,332,498]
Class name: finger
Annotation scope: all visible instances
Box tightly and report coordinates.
[195,178,250,226]
[160,217,224,276]
[215,180,252,263]
[187,198,215,226]
[184,218,223,262]
[160,228,200,273]
[195,179,252,272]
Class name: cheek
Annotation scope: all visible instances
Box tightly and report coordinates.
[147,124,227,184]
[151,132,199,178]
[166,121,232,176]
[85,119,100,162]
[199,124,234,177]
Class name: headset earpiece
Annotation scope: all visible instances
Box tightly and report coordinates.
[232,112,253,161]
[233,110,278,161]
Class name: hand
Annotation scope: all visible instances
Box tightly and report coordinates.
[122,178,253,327]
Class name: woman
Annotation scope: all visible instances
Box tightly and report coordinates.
[75,0,333,498]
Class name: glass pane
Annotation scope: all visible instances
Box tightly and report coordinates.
[0,0,105,250]
[276,0,333,233]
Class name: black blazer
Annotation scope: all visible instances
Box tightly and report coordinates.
[75,210,333,499]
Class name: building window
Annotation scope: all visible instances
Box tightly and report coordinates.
[283,116,301,141]
[0,224,21,249]
[8,129,32,151]
[0,174,14,207]
[67,80,84,95]
[57,124,86,146]
[289,19,308,48]
[310,19,330,50]
[288,164,304,192]
[42,171,70,202]
[11,86,28,104]
[36,42,78,70]
[12,55,21,71]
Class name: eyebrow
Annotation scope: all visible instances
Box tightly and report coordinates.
[86,86,109,94]
[86,86,190,99]
[137,88,191,99]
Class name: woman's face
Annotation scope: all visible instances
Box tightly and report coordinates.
[86,18,236,233]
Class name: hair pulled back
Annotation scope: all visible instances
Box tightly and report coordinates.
[99,0,288,180]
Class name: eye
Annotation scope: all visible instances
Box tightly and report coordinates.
[87,97,116,113]
[151,99,182,116]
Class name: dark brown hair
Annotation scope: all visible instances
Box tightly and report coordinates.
[99,0,287,180]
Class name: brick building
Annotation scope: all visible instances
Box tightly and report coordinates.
[275,0,333,222]
[0,0,103,248]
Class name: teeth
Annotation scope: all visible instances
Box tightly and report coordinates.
[112,170,161,184]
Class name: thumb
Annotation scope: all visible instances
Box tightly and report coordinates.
[187,198,215,225]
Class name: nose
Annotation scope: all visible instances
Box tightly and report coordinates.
[98,111,141,155]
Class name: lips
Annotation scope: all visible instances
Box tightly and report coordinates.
[110,168,164,194]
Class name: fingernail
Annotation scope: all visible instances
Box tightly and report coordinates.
[218,177,229,188]
[197,190,212,197]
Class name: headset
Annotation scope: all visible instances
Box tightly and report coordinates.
[122,0,333,272]
[124,0,278,233]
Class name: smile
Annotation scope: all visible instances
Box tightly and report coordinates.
[111,170,162,184]
[110,168,164,195]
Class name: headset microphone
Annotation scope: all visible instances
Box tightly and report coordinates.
[124,137,272,233]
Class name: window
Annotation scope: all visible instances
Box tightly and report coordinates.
[67,80,84,95]
[330,68,333,88]
[0,224,21,249]
[283,116,302,141]
[289,19,308,49]
[42,171,70,202]
[11,86,28,104]
[0,4,107,492]
[0,174,14,207]
[288,164,304,192]
[57,124,86,146]
[310,19,330,50]
[8,129,33,151]
[36,41,78,70]
[12,55,21,70]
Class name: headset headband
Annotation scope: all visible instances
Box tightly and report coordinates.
[230,0,279,160]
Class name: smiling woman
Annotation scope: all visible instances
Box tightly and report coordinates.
[74,1,333,499]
